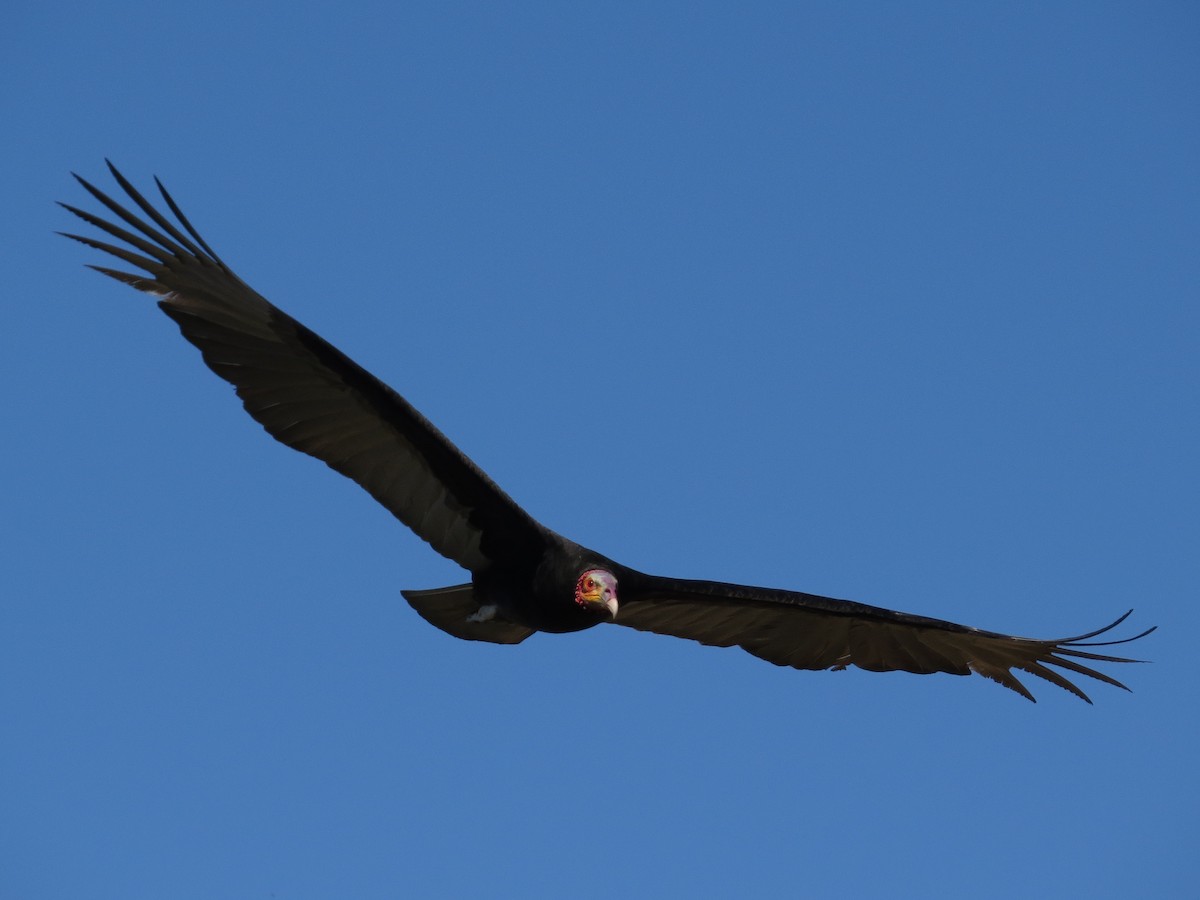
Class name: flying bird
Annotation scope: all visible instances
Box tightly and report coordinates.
[61,162,1154,703]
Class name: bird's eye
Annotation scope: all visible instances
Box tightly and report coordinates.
[585,577,595,590]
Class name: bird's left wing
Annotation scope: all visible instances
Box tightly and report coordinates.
[60,163,551,574]
[612,573,1153,702]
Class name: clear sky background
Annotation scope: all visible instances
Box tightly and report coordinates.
[3,2,1196,897]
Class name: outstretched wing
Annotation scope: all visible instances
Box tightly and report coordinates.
[60,162,550,574]
[613,573,1154,702]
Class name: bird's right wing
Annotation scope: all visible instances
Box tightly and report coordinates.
[614,572,1154,702]
[60,163,551,574]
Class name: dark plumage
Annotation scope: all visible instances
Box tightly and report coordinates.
[61,162,1155,703]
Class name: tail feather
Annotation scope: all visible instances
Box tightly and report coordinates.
[402,583,534,645]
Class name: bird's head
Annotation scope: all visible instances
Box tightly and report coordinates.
[574,569,619,620]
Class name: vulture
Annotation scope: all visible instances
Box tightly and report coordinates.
[60,162,1154,703]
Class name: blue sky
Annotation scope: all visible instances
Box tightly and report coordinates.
[3,2,1197,897]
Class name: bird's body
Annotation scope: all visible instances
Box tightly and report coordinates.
[61,163,1154,702]
[461,536,621,636]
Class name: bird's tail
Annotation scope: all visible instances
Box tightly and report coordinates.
[402,583,534,644]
